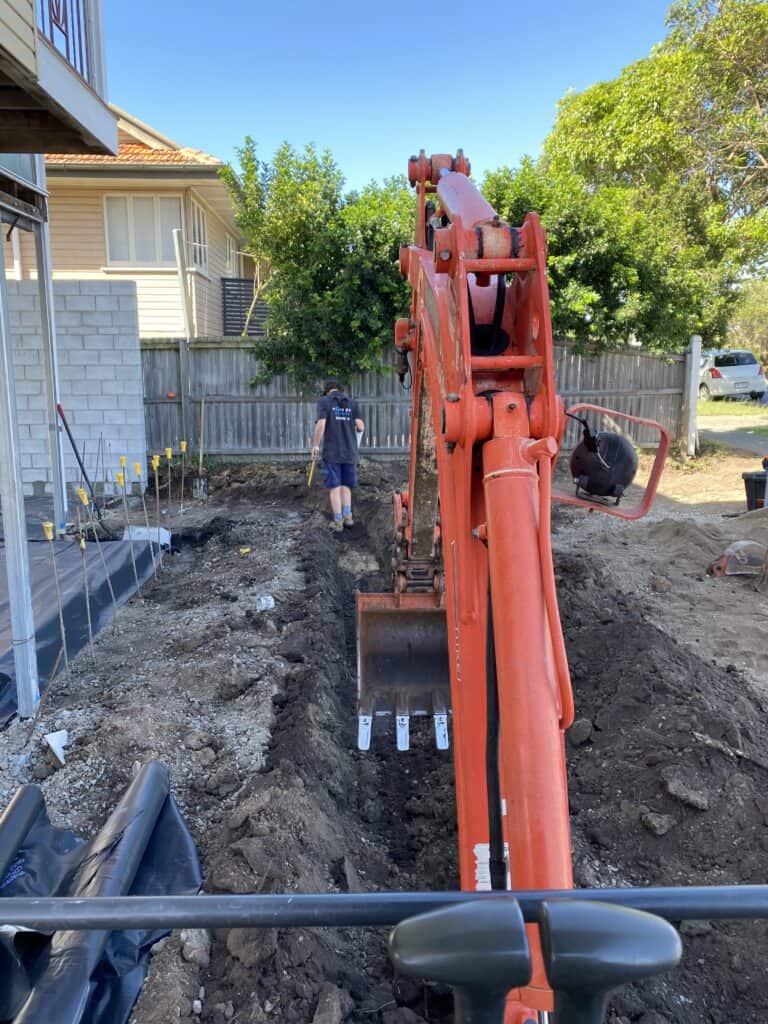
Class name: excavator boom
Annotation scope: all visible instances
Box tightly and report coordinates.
[357,152,669,1020]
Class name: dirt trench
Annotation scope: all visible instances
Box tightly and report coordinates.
[4,460,768,1023]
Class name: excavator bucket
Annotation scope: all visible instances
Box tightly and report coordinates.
[356,592,450,752]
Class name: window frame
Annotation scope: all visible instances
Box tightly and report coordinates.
[103,193,185,268]
[225,234,239,277]
[189,198,209,274]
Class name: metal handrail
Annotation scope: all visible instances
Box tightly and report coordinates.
[37,0,94,85]
[2,885,768,931]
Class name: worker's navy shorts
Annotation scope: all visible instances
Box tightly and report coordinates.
[322,461,357,489]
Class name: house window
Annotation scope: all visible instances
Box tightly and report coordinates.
[104,195,183,266]
[225,235,239,277]
[190,200,208,273]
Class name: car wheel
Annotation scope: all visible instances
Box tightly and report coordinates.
[699,383,711,400]
[749,392,762,401]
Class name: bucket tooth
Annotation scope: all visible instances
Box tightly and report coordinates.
[356,592,450,754]
[432,692,449,750]
[396,692,410,752]
[358,696,374,751]
[358,713,373,751]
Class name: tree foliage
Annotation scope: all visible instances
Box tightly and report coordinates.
[729,277,768,362]
[222,143,412,391]
[531,0,768,351]
[219,138,271,332]
[483,159,735,349]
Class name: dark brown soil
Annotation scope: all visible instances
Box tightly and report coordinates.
[4,457,765,1023]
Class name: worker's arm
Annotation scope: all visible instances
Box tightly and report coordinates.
[355,417,365,432]
[312,417,326,458]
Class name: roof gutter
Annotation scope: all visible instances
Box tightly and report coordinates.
[45,165,223,177]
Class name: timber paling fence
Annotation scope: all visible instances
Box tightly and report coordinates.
[141,339,685,456]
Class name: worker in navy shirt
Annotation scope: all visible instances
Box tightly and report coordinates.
[312,379,365,531]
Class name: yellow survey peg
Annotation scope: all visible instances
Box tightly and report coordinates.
[77,487,88,506]
[117,471,125,488]
[134,462,142,478]
[180,440,187,453]
[165,447,172,461]
[43,521,54,542]
[151,455,160,472]
[119,455,127,469]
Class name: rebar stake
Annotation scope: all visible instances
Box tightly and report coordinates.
[134,462,157,578]
[75,508,95,663]
[42,521,69,673]
[77,488,118,622]
[117,467,141,598]
[165,447,173,510]
[179,440,187,515]
[152,454,163,571]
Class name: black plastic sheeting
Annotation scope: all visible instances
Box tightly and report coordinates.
[0,539,156,726]
[0,761,201,1023]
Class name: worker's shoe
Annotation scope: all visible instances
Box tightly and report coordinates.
[330,519,344,533]
[343,514,355,528]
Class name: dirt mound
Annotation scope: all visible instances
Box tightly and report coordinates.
[3,459,765,1023]
[557,551,768,1023]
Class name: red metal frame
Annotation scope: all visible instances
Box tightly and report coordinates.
[553,403,670,520]
[367,153,667,1019]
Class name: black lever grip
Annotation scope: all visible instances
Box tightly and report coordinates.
[389,898,532,1024]
[539,899,682,1024]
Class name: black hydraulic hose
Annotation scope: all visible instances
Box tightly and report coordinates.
[56,403,102,520]
[485,590,506,891]
[3,886,768,932]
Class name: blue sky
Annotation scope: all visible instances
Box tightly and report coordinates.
[105,0,672,191]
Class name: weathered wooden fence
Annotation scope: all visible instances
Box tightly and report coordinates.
[141,338,685,455]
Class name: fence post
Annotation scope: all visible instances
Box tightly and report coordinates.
[682,334,702,457]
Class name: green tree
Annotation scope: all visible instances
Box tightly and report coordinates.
[221,143,413,390]
[483,159,733,349]
[532,0,768,349]
[729,277,768,362]
[219,138,271,334]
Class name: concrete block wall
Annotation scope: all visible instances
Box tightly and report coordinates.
[6,280,147,498]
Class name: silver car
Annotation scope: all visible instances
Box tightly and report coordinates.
[699,349,766,401]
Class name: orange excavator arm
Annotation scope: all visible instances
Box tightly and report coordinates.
[357,152,669,1021]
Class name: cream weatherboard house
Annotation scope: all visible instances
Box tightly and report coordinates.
[7,106,250,339]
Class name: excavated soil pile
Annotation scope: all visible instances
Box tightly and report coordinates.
[1,460,765,1023]
[557,547,768,1024]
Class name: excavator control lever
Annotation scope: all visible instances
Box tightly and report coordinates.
[539,900,682,1024]
[389,899,531,1024]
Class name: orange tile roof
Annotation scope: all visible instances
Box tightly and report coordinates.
[46,142,222,168]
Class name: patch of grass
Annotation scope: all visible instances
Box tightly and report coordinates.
[745,425,768,436]
[661,438,729,474]
[697,398,767,416]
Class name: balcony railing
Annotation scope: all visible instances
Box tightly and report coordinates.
[37,0,94,85]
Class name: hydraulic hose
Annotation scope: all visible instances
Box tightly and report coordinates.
[537,453,574,729]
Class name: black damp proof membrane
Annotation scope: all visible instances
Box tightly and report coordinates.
[0,762,201,1024]
[0,539,156,726]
